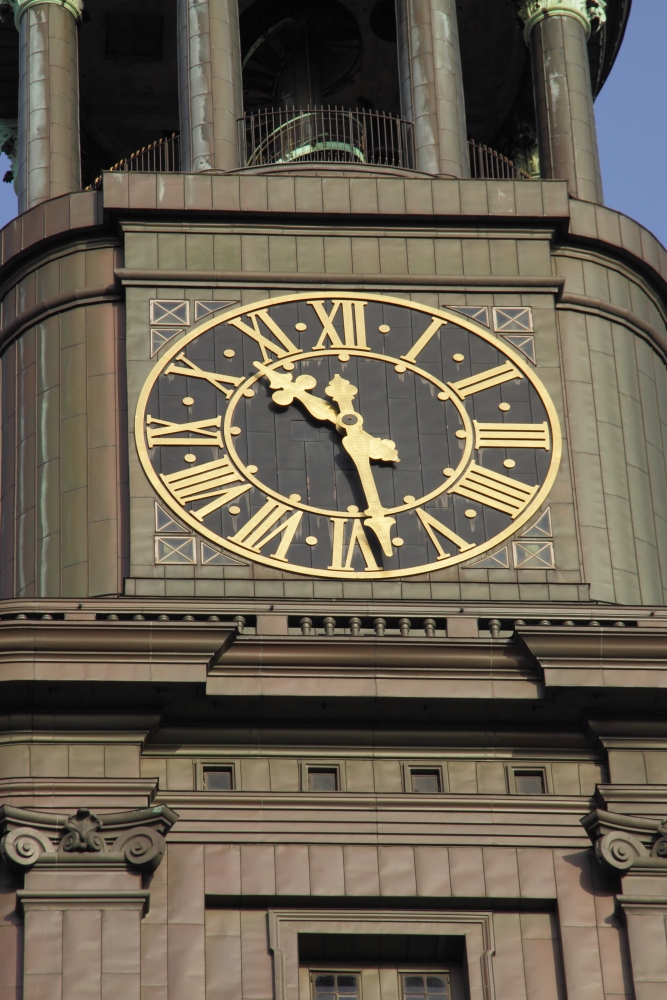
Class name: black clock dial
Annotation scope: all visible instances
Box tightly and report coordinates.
[136,293,561,578]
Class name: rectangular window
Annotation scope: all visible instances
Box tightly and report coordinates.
[402,974,449,1000]
[203,766,234,791]
[312,973,359,1000]
[410,769,442,793]
[307,768,339,792]
[513,770,545,794]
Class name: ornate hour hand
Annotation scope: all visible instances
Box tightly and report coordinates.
[253,362,337,423]
[255,365,400,557]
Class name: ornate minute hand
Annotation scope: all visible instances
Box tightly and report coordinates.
[324,374,399,557]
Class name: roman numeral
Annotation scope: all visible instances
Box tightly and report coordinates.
[226,309,299,362]
[400,317,447,364]
[329,518,379,572]
[309,299,370,351]
[164,353,244,401]
[230,499,303,562]
[146,415,223,448]
[161,457,251,521]
[415,508,475,561]
[473,421,551,450]
[449,361,521,398]
[451,462,537,517]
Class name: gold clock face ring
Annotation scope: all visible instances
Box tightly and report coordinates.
[222,348,474,518]
[135,291,562,579]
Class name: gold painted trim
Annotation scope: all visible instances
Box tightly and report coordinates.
[135,292,562,579]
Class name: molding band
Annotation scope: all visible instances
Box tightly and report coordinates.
[558,292,667,361]
[115,267,566,293]
[517,0,607,43]
[17,889,149,913]
[0,283,120,350]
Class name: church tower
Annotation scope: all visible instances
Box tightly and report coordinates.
[1,1,667,997]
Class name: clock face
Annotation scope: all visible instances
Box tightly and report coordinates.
[135,292,561,578]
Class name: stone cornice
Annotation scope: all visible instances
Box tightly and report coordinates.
[208,635,540,700]
[0,802,178,872]
[516,626,667,688]
[1,0,83,29]
[517,0,607,42]
[0,619,236,683]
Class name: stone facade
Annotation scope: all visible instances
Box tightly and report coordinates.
[2,1,667,999]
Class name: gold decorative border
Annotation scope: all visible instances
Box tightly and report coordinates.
[135,292,562,579]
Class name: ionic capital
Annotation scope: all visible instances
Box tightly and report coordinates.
[0,0,84,30]
[0,803,178,873]
[518,0,607,43]
[582,807,667,874]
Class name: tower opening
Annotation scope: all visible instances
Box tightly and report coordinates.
[238,0,409,169]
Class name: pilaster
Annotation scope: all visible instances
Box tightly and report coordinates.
[0,802,177,1000]
[518,0,606,203]
[584,795,667,998]
[396,0,469,177]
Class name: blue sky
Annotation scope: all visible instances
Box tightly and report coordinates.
[1,0,665,246]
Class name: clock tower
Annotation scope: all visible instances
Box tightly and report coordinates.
[2,1,667,998]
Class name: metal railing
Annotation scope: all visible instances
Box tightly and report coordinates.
[87,132,181,190]
[467,139,531,180]
[238,107,415,169]
[86,128,531,188]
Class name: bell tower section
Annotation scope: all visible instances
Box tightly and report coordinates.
[3,5,667,1000]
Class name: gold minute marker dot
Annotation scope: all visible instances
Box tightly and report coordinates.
[305,536,317,546]
[224,349,235,358]
[247,464,258,474]
[443,467,454,476]
[499,401,511,411]
[455,429,467,439]
[228,505,241,515]
[504,458,516,469]
[347,504,359,513]
[392,537,404,547]
[464,509,477,519]
[453,353,465,362]
[184,454,196,463]
[403,495,415,504]
[379,324,390,334]
[289,493,301,502]
[339,352,350,362]
[182,396,194,406]
[230,426,242,435]
[243,389,255,398]
[295,322,307,332]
